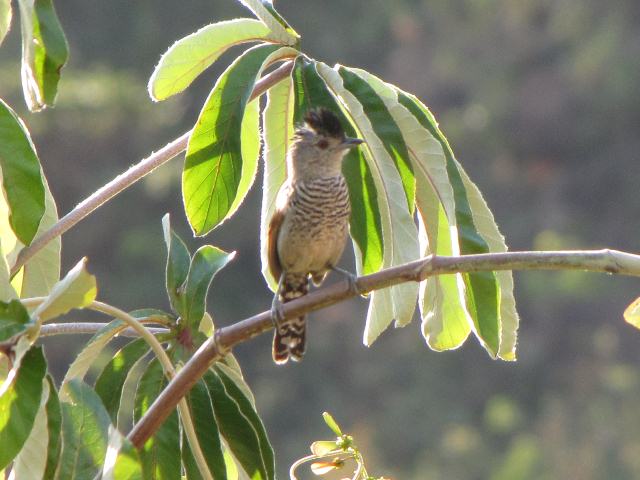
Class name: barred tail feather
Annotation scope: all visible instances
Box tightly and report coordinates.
[272,274,308,364]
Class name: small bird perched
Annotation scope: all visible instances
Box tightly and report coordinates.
[268,108,363,364]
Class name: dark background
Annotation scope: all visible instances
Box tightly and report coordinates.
[2,0,640,478]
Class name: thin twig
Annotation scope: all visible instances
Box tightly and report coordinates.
[40,322,169,337]
[9,61,295,278]
[127,248,640,448]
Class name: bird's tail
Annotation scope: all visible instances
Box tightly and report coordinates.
[272,274,308,364]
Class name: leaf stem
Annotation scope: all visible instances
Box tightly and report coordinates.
[127,248,640,448]
[9,60,295,279]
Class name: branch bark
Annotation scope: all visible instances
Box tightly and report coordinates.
[9,61,295,278]
[127,248,640,448]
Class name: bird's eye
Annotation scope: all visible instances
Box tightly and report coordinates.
[317,139,329,149]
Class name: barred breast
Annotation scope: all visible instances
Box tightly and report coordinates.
[277,175,351,279]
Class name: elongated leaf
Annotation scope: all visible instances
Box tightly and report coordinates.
[57,380,112,480]
[291,58,383,276]
[95,338,150,424]
[134,359,180,479]
[260,75,293,289]
[318,62,420,342]
[43,376,61,480]
[0,98,45,245]
[204,370,272,480]
[396,91,502,356]
[182,245,235,327]
[162,214,190,316]
[16,0,69,111]
[102,426,143,480]
[215,362,255,408]
[9,378,50,480]
[351,69,471,351]
[0,299,31,341]
[0,345,46,470]
[182,379,227,480]
[33,257,97,323]
[183,44,297,235]
[237,0,299,44]
[0,0,11,46]
[149,19,278,101]
[19,175,60,297]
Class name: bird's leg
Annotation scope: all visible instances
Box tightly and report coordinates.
[271,273,286,333]
[330,265,362,296]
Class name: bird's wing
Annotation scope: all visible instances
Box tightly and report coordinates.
[267,207,284,283]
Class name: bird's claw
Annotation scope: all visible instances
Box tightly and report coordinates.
[331,266,362,297]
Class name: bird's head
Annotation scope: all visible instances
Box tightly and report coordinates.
[288,108,363,179]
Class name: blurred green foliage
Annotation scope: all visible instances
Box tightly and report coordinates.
[2,0,640,478]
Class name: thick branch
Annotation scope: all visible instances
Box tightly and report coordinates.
[127,248,640,448]
[9,61,295,278]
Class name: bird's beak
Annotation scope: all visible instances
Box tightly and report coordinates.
[341,137,364,149]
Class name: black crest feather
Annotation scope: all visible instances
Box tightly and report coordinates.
[303,108,344,138]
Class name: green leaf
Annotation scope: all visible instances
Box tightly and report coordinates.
[149,19,278,101]
[57,380,113,480]
[43,376,61,480]
[204,369,273,480]
[291,58,383,276]
[16,0,69,111]
[322,412,343,436]
[183,44,297,236]
[102,426,143,480]
[0,299,31,341]
[182,379,227,480]
[161,214,191,316]
[237,0,299,44]
[0,0,11,46]
[260,74,293,289]
[396,91,502,357]
[0,345,46,470]
[95,338,150,425]
[134,359,181,479]
[182,245,235,328]
[317,62,420,342]
[10,377,50,479]
[19,175,60,298]
[0,98,46,245]
[215,362,256,408]
[33,257,97,323]
[351,69,471,351]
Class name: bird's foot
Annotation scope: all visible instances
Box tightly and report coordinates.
[331,266,362,297]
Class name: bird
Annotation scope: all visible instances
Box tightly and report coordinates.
[267,108,364,364]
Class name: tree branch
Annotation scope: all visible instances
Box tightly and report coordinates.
[127,248,640,448]
[9,60,295,278]
[40,322,169,337]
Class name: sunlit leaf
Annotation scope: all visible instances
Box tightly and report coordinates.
[32,257,97,323]
[624,296,640,329]
[237,0,299,44]
[102,425,143,480]
[9,378,50,480]
[134,359,180,479]
[322,412,343,436]
[317,62,420,343]
[396,91,502,357]
[310,460,341,475]
[204,369,273,480]
[42,376,61,480]
[182,245,235,328]
[183,44,297,235]
[57,380,113,480]
[0,98,45,245]
[16,0,69,111]
[0,299,31,342]
[0,0,11,46]
[311,440,339,456]
[260,75,293,289]
[149,18,277,101]
[182,379,227,480]
[291,58,383,277]
[0,346,46,470]
[215,362,255,408]
[162,214,190,316]
[94,338,150,424]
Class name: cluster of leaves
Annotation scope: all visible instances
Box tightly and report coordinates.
[0,0,527,477]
